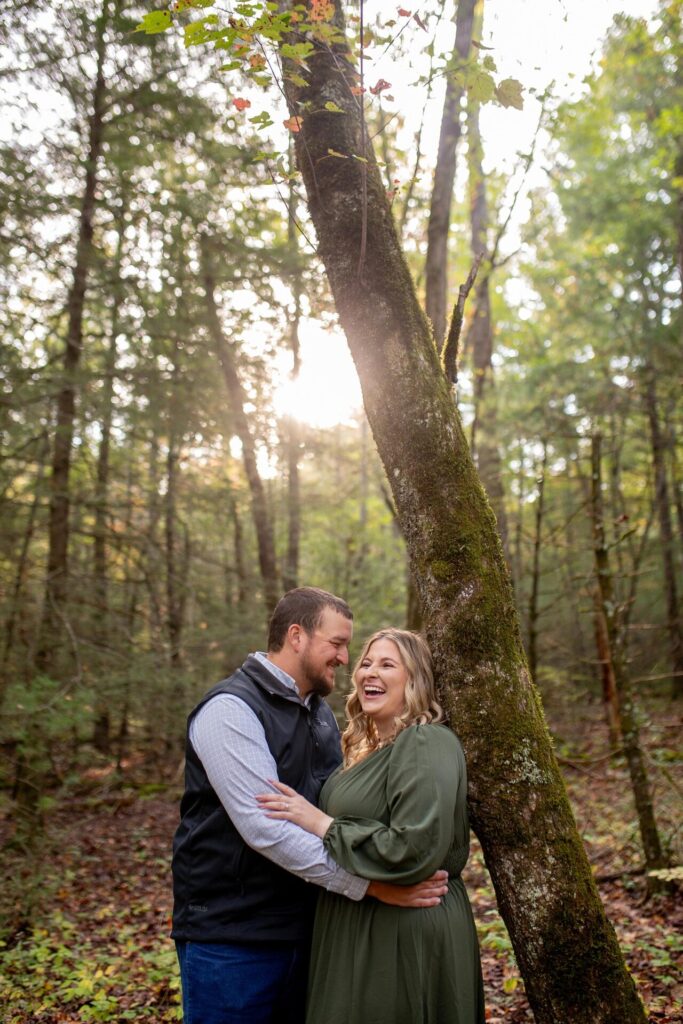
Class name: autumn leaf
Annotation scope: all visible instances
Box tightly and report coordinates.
[284,116,303,132]
[249,53,266,70]
[309,0,334,22]
[496,78,524,110]
[350,86,366,95]
[398,6,412,15]
[413,12,428,31]
[369,78,392,96]
[232,97,251,111]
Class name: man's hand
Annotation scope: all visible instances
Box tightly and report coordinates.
[366,870,449,908]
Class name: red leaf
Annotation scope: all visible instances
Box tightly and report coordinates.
[232,97,251,111]
[369,78,392,95]
[283,116,303,133]
[398,6,412,15]
[413,12,427,30]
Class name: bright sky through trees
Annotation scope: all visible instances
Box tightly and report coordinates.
[270,0,661,428]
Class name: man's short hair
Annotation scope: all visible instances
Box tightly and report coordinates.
[267,587,352,652]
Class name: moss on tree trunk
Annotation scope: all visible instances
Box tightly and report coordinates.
[279,5,647,1021]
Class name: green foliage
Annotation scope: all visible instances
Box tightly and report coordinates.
[0,915,180,1022]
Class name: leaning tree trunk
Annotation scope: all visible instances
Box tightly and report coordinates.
[35,0,109,677]
[278,5,646,1021]
[201,236,280,614]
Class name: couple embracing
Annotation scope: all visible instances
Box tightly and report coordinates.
[171,586,484,1024]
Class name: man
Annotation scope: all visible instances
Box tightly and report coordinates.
[172,587,447,1024]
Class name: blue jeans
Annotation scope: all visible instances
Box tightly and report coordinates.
[175,940,309,1024]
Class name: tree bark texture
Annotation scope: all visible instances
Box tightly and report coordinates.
[466,95,510,559]
[35,0,109,677]
[201,236,280,615]
[590,433,666,885]
[591,586,621,752]
[91,200,125,753]
[642,366,683,699]
[526,442,547,686]
[279,7,646,1021]
[424,0,477,347]
[0,434,49,707]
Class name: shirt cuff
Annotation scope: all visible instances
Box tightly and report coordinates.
[330,871,369,901]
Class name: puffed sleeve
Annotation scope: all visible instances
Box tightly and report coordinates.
[322,724,467,885]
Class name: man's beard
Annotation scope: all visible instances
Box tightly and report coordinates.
[300,649,335,697]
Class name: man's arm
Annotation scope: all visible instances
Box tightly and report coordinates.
[191,696,447,906]
[191,695,368,899]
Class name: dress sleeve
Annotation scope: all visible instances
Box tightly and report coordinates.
[322,725,466,885]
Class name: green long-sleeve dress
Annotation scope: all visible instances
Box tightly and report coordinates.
[307,723,485,1024]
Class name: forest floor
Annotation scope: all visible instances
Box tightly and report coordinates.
[0,702,681,1024]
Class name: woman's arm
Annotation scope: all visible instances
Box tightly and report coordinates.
[322,726,465,885]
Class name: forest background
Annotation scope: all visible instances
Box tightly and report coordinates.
[0,0,681,1021]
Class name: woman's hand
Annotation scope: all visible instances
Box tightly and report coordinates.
[256,780,333,839]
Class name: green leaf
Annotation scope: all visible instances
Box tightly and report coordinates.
[134,10,172,34]
[496,77,524,110]
[286,72,309,88]
[248,111,274,128]
[324,101,344,113]
[280,41,314,60]
[183,14,219,48]
[468,68,496,104]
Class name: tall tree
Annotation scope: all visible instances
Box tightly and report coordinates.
[272,3,647,1020]
[424,0,477,348]
[34,0,110,676]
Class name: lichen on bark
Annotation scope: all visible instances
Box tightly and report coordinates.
[277,4,647,1021]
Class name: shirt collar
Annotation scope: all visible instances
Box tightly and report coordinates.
[252,651,313,705]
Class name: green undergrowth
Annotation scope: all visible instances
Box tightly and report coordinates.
[0,912,180,1023]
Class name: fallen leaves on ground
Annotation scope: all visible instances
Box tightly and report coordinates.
[0,706,681,1023]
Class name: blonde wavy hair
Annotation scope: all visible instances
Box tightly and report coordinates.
[341,629,445,768]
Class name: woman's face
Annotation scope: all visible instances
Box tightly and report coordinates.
[355,637,408,739]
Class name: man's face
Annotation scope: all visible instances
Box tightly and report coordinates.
[296,608,353,697]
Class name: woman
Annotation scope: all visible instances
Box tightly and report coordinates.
[257,629,485,1024]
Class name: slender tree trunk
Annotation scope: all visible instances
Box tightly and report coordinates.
[527,442,547,685]
[592,587,621,751]
[424,0,477,347]
[283,166,302,592]
[668,417,683,551]
[35,0,109,677]
[590,433,666,889]
[642,365,683,698]
[227,488,248,609]
[279,7,646,1019]
[165,350,184,672]
[512,441,525,592]
[201,236,280,614]
[466,92,510,559]
[145,427,164,655]
[0,434,49,707]
[91,201,125,754]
